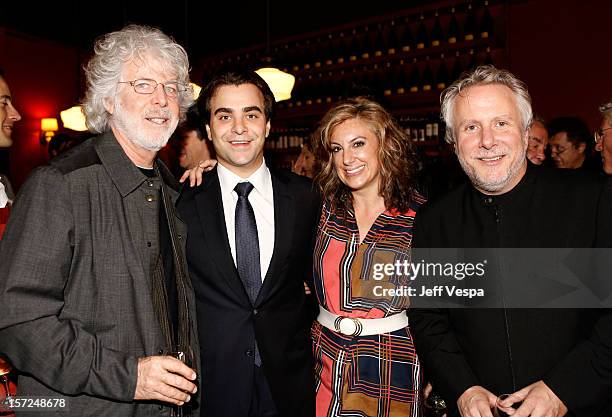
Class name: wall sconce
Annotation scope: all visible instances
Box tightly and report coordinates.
[40,118,59,144]
[60,106,88,131]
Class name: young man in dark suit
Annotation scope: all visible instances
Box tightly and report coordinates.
[177,71,319,417]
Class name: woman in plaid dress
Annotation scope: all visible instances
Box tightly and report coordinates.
[311,97,425,417]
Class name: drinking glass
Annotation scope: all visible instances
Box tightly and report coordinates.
[165,345,195,417]
[0,358,14,413]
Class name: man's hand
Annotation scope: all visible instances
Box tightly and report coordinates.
[134,356,197,405]
[457,385,497,417]
[179,159,217,187]
[499,380,567,417]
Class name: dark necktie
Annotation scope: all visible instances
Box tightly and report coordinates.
[234,182,262,366]
[234,182,262,302]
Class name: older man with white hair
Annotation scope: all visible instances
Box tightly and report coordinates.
[0,25,199,416]
[410,66,612,417]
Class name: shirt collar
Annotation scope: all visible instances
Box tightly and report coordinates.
[94,131,178,197]
[217,159,273,203]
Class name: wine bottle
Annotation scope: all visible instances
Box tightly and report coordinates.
[409,58,420,93]
[349,28,360,61]
[436,53,450,90]
[401,17,414,52]
[387,20,399,55]
[361,26,372,59]
[484,47,494,65]
[314,37,323,68]
[337,32,347,64]
[383,62,394,96]
[313,72,323,104]
[448,7,459,44]
[432,122,440,143]
[323,34,334,66]
[372,64,385,95]
[480,0,493,39]
[305,74,314,105]
[396,59,407,94]
[422,56,434,91]
[464,3,476,41]
[292,41,301,72]
[373,23,385,57]
[467,48,478,70]
[324,71,334,103]
[451,50,463,83]
[416,12,428,49]
[303,39,312,70]
[431,11,443,47]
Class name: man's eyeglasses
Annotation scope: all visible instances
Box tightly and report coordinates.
[594,127,612,143]
[117,79,187,98]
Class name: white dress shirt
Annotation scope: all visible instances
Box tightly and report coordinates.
[217,160,275,282]
[0,181,8,208]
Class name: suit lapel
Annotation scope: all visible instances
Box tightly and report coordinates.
[194,168,251,305]
[255,171,294,306]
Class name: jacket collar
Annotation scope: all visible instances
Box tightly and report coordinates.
[94,131,179,197]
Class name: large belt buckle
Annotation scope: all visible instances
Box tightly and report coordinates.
[334,316,363,337]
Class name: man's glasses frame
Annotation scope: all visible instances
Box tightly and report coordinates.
[117,79,187,98]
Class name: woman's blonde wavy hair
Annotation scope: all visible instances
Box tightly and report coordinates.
[312,97,418,213]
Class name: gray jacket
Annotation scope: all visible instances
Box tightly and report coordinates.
[0,132,200,416]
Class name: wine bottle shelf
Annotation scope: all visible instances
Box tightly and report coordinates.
[195,0,507,170]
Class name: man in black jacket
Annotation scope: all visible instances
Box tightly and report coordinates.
[411,65,612,417]
[177,71,318,417]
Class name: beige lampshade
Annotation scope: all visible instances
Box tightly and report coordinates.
[255,68,295,102]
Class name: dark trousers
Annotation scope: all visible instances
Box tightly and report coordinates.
[248,366,277,417]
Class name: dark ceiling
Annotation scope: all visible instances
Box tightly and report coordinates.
[1,1,431,61]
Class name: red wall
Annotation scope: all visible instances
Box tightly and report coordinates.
[0,28,82,189]
[507,0,612,128]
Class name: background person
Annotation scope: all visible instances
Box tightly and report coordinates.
[548,116,595,170]
[527,116,548,165]
[292,140,318,179]
[0,69,22,208]
[174,108,215,170]
[595,99,612,175]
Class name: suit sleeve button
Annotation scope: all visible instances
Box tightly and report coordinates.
[245,349,253,356]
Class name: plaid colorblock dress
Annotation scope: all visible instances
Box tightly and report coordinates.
[312,195,425,417]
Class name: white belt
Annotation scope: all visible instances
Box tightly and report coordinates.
[317,307,408,337]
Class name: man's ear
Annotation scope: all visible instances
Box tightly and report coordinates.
[265,120,271,138]
[205,124,212,141]
[103,96,115,115]
[577,142,586,154]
